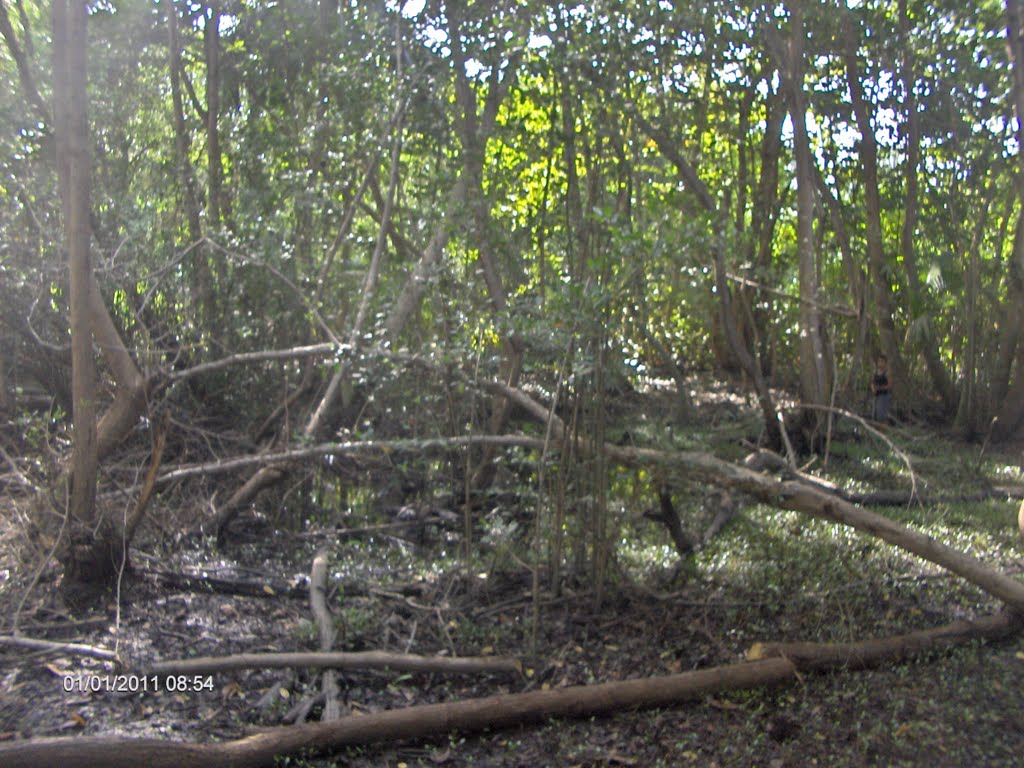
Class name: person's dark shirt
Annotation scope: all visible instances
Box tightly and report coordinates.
[873,371,889,395]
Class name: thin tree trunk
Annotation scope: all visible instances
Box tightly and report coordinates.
[780,7,829,417]
[898,0,956,413]
[992,0,1024,439]
[448,6,525,490]
[630,106,783,450]
[0,0,49,123]
[168,0,209,319]
[205,0,222,231]
[54,0,95,524]
[842,21,911,411]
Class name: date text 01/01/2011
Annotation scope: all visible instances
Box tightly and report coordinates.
[63,673,215,694]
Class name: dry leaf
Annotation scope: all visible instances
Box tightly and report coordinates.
[221,681,243,700]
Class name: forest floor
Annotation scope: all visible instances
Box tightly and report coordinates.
[2,382,1024,767]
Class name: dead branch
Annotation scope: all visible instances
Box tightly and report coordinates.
[0,635,118,661]
[168,343,337,382]
[123,411,168,542]
[309,551,341,721]
[748,610,1023,670]
[140,568,311,599]
[726,272,858,316]
[152,422,1024,612]
[643,487,696,558]
[156,435,543,485]
[149,650,523,677]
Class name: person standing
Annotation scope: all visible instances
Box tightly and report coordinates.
[871,355,891,423]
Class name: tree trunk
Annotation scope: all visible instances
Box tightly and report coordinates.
[168,0,209,320]
[843,20,911,412]
[897,0,956,413]
[447,8,525,490]
[630,106,783,450]
[780,7,830,423]
[205,0,222,231]
[53,0,100,578]
[992,0,1024,439]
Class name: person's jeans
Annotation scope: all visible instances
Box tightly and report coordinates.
[873,393,891,422]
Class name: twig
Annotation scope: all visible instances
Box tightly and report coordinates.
[168,343,337,382]
[798,403,919,502]
[0,635,118,661]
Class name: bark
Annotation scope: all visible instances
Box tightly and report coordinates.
[753,90,784,271]
[0,658,796,768]
[150,651,522,677]
[90,277,147,461]
[842,20,911,410]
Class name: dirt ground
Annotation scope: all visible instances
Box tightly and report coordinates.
[2,513,1024,768]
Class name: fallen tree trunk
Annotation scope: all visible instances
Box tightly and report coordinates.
[606,443,1024,614]
[747,610,1024,671]
[154,430,1024,613]
[0,658,796,768]
[149,650,523,677]
[7,605,1022,768]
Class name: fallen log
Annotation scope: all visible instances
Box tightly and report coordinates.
[149,650,522,677]
[7,608,1022,768]
[0,658,796,768]
[747,610,1024,671]
[155,432,1024,613]
[8,606,1024,768]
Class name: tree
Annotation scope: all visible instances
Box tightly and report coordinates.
[53,0,102,583]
